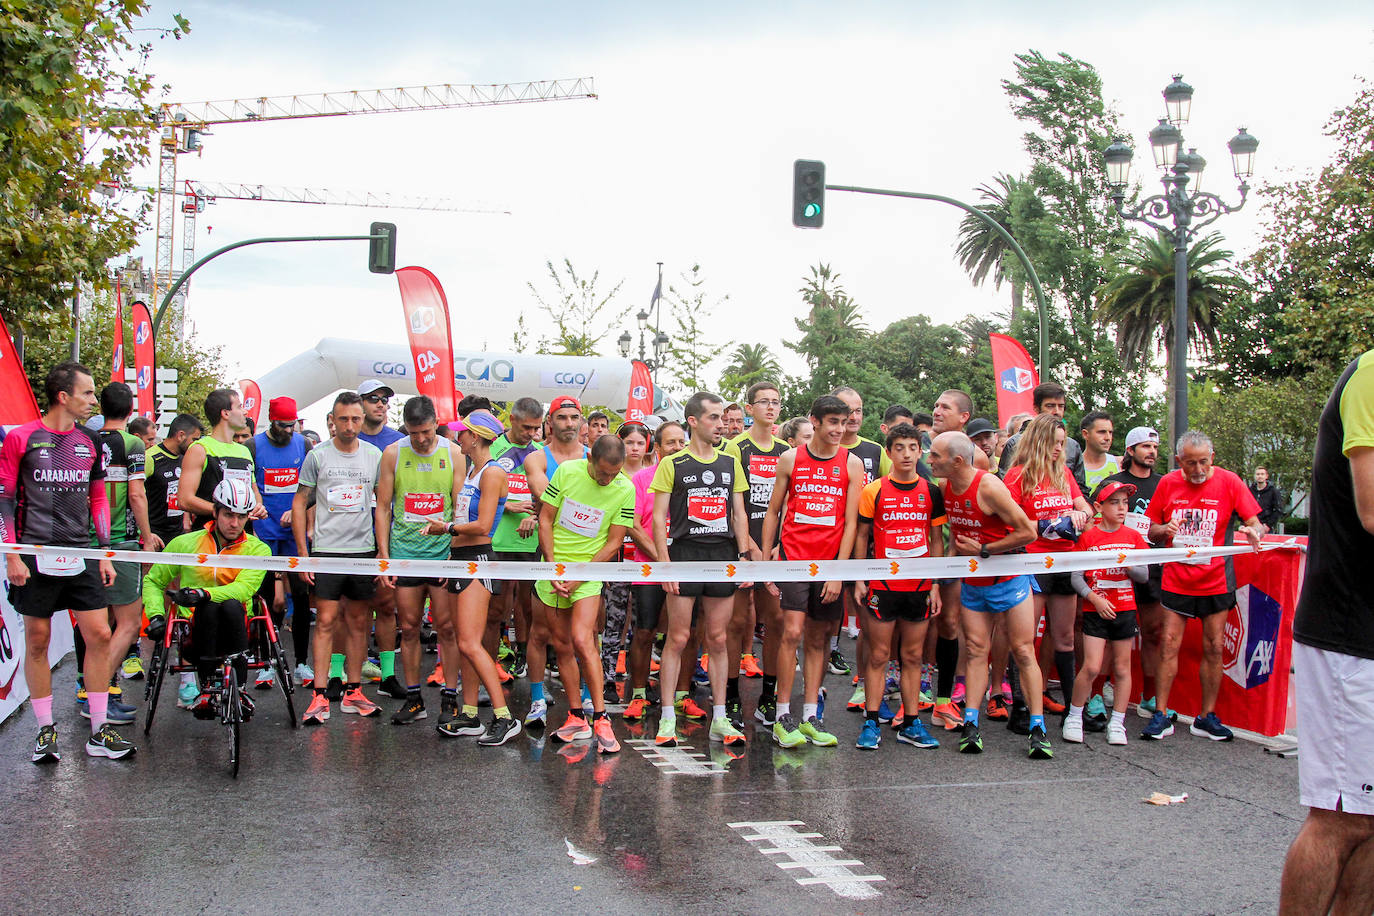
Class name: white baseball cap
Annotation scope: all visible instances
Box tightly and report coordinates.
[1125,426,1160,450]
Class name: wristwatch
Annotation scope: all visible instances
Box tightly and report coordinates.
[737,550,749,559]
[979,546,991,559]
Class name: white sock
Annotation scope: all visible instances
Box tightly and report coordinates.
[1068,704,1084,721]
[776,701,791,717]
[1110,711,1126,727]
[661,706,675,723]
[713,704,726,720]
[803,702,818,720]
[830,635,839,652]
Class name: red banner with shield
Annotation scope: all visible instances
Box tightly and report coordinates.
[240,379,262,428]
[395,266,458,424]
[0,313,39,424]
[626,359,654,422]
[131,300,156,420]
[989,332,1037,428]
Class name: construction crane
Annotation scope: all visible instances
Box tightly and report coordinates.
[153,78,596,301]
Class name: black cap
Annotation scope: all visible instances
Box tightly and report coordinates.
[966,418,997,437]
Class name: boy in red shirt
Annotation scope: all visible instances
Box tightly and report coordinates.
[1064,481,1149,746]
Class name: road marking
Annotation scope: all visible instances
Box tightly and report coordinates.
[714,774,1133,797]
[626,739,725,776]
[729,820,884,900]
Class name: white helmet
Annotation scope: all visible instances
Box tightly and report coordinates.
[212,477,255,514]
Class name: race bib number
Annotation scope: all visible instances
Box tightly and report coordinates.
[793,496,838,527]
[223,467,251,489]
[687,493,728,531]
[557,498,604,538]
[885,542,928,559]
[37,554,84,577]
[403,492,445,523]
[453,493,471,522]
[1126,512,1151,538]
[747,455,779,508]
[1174,533,1211,564]
[263,467,300,494]
[507,473,531,504]
[104,465,129,483]
[166,479,182,517]
[327,483,365,513]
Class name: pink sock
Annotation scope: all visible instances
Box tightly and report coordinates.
[87,691,108,731]
[31,695,54,727]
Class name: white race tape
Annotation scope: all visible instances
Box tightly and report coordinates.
[1,540,1294,583]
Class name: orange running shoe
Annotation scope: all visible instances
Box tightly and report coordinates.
[700,654,709,673]
[676,696,708,720]
[623,696,649,721]
[552,713,592,743]
[302,692,330,725]
[593,716,620,754]
[426,663,445,687]
[649,657,660,674]
[986,695,1010,721]
[932,701,964,731]
[498,666,514,685]
[615,650,627,676]
[341,688,381,717]
[739,654,764,678]
[1041,692,1067,714]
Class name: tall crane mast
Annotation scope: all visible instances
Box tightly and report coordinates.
[154,78,596,300]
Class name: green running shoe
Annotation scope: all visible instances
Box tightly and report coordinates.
[1028,724,1054,759]
[799,716,837,747]
[772,713,806,749]
[958,721,984,754]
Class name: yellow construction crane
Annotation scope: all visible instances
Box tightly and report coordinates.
[152,78,596,300]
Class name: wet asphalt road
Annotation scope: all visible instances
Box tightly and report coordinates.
[1,650,1303,916]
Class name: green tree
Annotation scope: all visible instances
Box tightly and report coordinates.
[718,342,783,401]
[954,173,1030,324]
[526,258,626,356]
[660,263,727,394]
[870,314,997,417]
[0,2,188,331]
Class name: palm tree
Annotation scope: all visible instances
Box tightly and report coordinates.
[955,174,1029,322]
[719,342,784,398]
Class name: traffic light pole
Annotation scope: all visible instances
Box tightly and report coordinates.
[825,183,1050,378]
[150,230,393,335]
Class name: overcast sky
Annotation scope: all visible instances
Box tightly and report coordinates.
[126,1,1373,427]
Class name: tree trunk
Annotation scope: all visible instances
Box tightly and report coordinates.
[1010,279,1024,325]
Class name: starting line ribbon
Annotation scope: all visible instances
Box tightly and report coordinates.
[1,540,1296,583]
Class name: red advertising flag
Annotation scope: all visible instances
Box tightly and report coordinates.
[111,279,125,385]
[240,379,262,428]
[626,359,654,422]
[130,300,156,420]
[0,313,39,424]
[394,266,458,424]
[989,332,1038,428]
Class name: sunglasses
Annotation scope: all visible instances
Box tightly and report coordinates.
[363,394,389,404]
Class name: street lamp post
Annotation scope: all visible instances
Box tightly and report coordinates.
[1102,74,1258,450]
[620,307,669,372]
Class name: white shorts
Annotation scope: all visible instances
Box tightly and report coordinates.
[1295,642,1374,815]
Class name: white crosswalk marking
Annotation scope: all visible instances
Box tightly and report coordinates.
[728,820,885,900]
[626,739,725,776]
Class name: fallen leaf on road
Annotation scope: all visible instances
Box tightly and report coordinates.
[565,838,598,865]
[1143,792,1189,806]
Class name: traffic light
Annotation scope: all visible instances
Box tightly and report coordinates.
[368,221,397,274]
[792,159,825,228]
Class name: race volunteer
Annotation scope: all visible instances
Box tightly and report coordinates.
[537,436,636,755]
[723,380,789,726]
[295,391,384,725]
[144,413,203,548]
[178,388,267,531]
[375,394,465,728]
[1143,430,1262,742]
[142,478,269,720]
[4,362,132,763]
[651,392,755,751]
[489,396,545,681]
[252,396,311,687]
[761,395,866,751]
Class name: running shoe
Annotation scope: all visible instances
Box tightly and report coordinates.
[889,703,905,730]
[754,695,777,726]
[675,696,708,720]
[986,695,1010,721]
[426,663,445,687]
[739,654,763,678]
[932,701,964,731]
[847,684,866,711]
[1006,701,1031,735]
[1102,681,1115,707]
[725,697,745,731]
[478,716,522,747]
[1107,720,1128,746]
[1189,712,1234,742]
[876,697,895,725]
[918,687,935,712]
[85,724,135,759]
[593,717,621,754]
[816,686,827,720]
[75,680,87,705]
[191,692,217,720]
[525,699,548,727]
[438,711,484,738]
[177,680,199,709]
[360,659,382,681]
[856,718,881,750]
[341,688,380,717]
[951,682,966,705]
[1085,694,1107,719]
[772,713,806,749]
[799,716,837,747]
[1028,724,1054,759]
[897,719,940,749]
[325,677,345,701]
[1136,696,1179,721]
[121,654,145,680]
[84,696,135,725]
[844,621,860,639]
[827,650,851,676]
[302,693,330,725]
[1141,710,1174,740]
[655,716,678,748]
[1041,692,1066,714]
[437,693,459,727]
[623,697,649,721]
[379,675,408,699]
[1062,715,1084,744]
[512,652,528,679]
[391,695,427,725]
[294,662,314,685]
[692,661,709,687]
[710,716,747,747]
[32,725,59,764]
[254,668,275,691]
[603,679,619,705]
[552,713,592,743]
[958,721,983,754]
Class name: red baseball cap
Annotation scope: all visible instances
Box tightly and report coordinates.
[268,397,298,423]
[1091,480,1137,504]
[548,396,582,415]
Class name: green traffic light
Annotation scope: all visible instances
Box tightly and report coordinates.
[803,203,821,218]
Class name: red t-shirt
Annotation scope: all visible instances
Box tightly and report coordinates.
[1145,467,1261,596]
[781,446,850,561]
[942,470,1013,586]
[1075,523,1149,615]
[1003,465,1082,553]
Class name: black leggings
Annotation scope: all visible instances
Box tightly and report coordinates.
[191,599,249,686]
[256,571,312,665]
